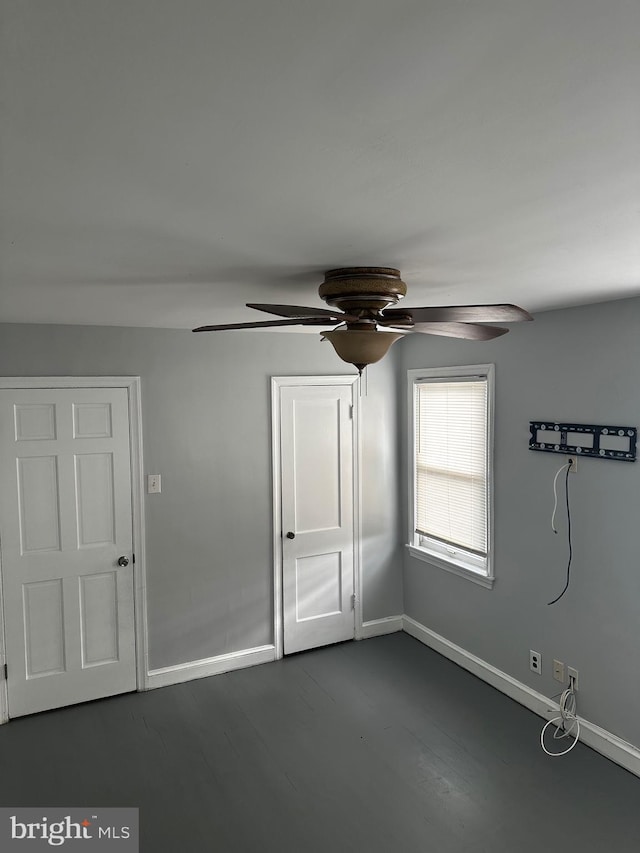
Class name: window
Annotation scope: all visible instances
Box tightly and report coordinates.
[407,364,494,587]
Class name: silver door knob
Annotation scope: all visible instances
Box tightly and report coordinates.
[117,555,130,567]
[286,531,295,539]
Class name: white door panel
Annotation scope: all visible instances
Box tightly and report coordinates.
[281,384,355,655]
[0,388,136,717]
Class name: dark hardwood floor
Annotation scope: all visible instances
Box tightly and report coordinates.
[1,632,639,852]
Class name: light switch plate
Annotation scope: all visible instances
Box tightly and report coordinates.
[147,474,161,494]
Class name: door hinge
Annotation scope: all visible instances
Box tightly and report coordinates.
[351,594,356,610]
[3,663,7,680]
[348,404,354,419]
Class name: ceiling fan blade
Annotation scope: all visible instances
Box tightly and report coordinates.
[383,304,533,324]
[247,303,346,319]
[399,322,510,341]
[193,317,336,332]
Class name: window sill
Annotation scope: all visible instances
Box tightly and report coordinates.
[405,544,495,589]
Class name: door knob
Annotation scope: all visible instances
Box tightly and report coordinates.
[286,531,295,540]
[117,555,130,567]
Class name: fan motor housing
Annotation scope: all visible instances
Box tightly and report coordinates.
[319,267,407,314]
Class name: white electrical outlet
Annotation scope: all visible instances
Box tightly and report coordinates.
[568,666,579,690]
[529,650,541,674]
[147,474,162,494]
[553,659,565,682]
[567,456,578,472]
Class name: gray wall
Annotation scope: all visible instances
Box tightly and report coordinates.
[399,295,640,747]
[6,297,636,747]
[0,323,403,670]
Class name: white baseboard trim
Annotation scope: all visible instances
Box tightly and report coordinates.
[146,644,276,690]
[402,615,640,779]
[359,615,404,639]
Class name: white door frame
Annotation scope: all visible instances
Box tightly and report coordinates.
[0,376,148,724]
[271,375,363,659]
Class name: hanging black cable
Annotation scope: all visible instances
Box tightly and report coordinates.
[548,464,572,605]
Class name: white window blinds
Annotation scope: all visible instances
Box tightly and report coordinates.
[415,378,488,556]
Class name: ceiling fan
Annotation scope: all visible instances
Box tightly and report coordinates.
[193,267,532,372]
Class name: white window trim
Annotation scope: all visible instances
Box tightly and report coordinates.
[406,364,495,589]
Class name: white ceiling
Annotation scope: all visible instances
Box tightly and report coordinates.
[1,0,639,329]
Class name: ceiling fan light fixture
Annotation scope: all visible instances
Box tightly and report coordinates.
[322,329,404,372]
[193,266,532,370]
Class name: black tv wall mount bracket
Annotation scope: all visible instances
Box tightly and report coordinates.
[529,421,637,462]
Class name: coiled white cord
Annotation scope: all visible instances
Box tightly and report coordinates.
[540,682,580,757]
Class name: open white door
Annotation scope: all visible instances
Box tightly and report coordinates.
[0,387,137,717]
[279,381,356,655]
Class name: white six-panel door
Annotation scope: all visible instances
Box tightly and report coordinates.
[280,383,355,655]
[0,388,137,717]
